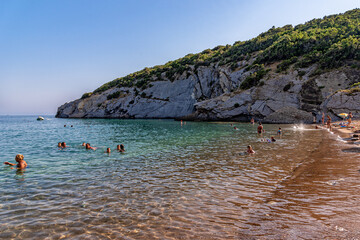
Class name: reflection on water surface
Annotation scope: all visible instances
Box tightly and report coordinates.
[0,116,359,239]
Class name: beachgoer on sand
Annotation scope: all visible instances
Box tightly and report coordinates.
[326,115,332,130]
[271,136,276,142]
[4,154,27,169]
[322,112,325,125]
[346,112,353,127]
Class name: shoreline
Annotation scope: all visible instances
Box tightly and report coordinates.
[242,119,360,238]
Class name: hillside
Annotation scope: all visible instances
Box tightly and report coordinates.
[56,9,360,122]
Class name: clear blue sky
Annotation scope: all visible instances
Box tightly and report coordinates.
[0,0,359,115]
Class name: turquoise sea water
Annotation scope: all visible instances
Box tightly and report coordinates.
[2,115,352,239]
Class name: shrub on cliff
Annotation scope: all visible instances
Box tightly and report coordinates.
[107,91,121,100]
[240,66,270,90]
[81,92,92,99]
[89,9,360,95]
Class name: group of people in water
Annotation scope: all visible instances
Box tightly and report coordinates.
[244,119,282,155]
[4,124,127,170]
[58,141,126,153]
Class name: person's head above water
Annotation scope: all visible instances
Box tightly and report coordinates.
[82,142,86,146]
[15,154,24,162]
[85,143,91,149]
[106,148,111,153]
[61,142,66,148]
[58,142,62,147]
[120,144,125,150]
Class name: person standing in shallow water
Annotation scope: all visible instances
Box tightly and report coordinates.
[4,154,27,169]
[247,145,255,154]
[257,123,264,135]
[250,118,255,125]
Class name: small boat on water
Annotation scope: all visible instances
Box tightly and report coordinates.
[37,116,44,121]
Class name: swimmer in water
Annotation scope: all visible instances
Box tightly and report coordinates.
[82,142,86,147]
[247,145,255,154]
[61,142,67,148]
[250,118,255,124]
[117,144,125,152]
[86,143,96,150]
[106,148,111,153]
[234,127,238,130]
[4,154,27,169]
[58,142,62,148]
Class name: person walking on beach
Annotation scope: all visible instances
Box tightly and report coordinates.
[326,115,332,130]
[321,112,325,125]
[4,154,27,169]
[347,112,353,127]
[257,123,264,135]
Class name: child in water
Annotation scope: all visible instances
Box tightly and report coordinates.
[4,154,27,169]
[247,145,255,154]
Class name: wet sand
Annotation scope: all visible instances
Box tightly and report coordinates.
[240,121,360,239]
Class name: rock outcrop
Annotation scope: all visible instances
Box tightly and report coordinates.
[56,9,360,122]
[56,64,360,123]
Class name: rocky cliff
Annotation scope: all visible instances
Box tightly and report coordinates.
[56,9,360,123]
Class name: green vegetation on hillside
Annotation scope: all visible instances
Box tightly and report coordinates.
[90,9,360,95]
